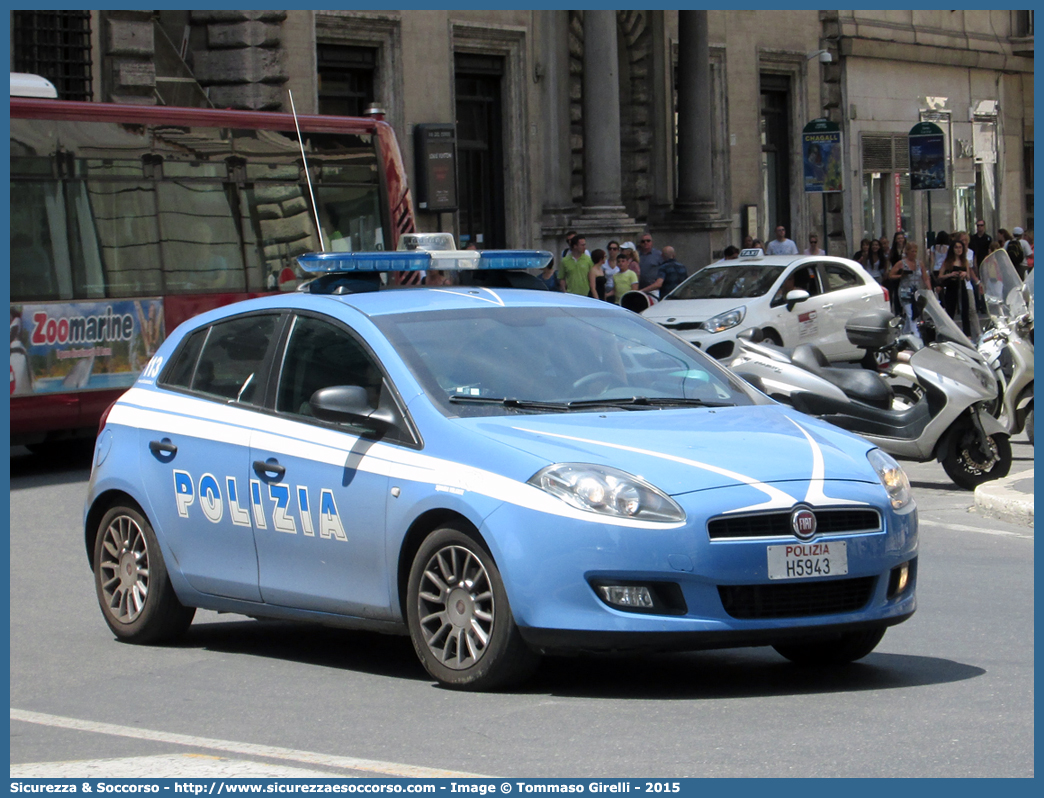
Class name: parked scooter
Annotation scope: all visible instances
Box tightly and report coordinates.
[730,291,1011,490]
[977,248,1033,445]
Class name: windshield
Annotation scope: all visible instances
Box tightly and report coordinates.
[1025,268,1034,320]
[374,305,759,417]
[978,249,1029,322]
[669,264,785,300]
[916,289,977,349]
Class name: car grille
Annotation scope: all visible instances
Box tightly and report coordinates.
[661,321,703,331]
[718,577,876,619]
[707,508,881,540]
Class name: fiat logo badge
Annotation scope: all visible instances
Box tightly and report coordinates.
[790,506,817,539]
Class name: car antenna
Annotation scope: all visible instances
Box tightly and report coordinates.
[289,89,326,252]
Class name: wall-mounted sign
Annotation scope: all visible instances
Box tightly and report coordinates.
[413,123,458,212]
[802,118,843,193]
[908,121,947,191]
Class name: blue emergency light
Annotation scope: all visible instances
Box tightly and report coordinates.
[297,233,552,274]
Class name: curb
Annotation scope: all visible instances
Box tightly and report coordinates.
[974,467,1034,527]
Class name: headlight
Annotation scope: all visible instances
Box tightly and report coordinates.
[867,449,913,510]
[703,306,746,334]
[528,464,685,523]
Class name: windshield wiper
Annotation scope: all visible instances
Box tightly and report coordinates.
[448,395,572,411]
[567,396,732,409]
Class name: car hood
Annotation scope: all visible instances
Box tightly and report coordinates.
[456,404,881,506]
[643,297,757,324]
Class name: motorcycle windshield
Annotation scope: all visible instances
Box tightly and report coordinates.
[916,288,977,349]
[1023,268,1034,321]
[978,248,1028,322]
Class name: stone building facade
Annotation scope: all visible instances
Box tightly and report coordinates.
[11,9,1034,267]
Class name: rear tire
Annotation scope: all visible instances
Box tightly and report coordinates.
[938,421,1012,490]
[772,626,885,666]
[1026,407,1034,446]
[93,504,195,644]
[406,525,539,691]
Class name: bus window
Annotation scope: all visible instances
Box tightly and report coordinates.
[10,95,414,447]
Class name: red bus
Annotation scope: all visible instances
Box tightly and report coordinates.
[10,92,415,450]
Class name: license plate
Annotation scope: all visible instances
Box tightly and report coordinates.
[767,541,848,580]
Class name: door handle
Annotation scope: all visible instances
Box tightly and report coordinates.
[822,303,834,310]
[253,459,285,479]
[149,439,177,456]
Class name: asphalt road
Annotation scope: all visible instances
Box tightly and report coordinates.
[8,439,1034,778]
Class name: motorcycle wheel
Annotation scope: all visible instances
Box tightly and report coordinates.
[1026,408,1034,446]
[939,421,1012,490]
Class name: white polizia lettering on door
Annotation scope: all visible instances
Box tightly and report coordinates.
[171,470,346,541]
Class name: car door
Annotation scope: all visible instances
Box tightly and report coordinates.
[769,263,831,348]
[248,312,410,617]
[815,261,880,358]
[140,312,284,601]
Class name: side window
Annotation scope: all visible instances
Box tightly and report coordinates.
[160,328,208,389]
[772,265,821,303]
[183,314,279,404]
[276,315,384,420]
[822,263,862,293]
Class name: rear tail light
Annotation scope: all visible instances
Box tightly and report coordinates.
[881,285,890,304]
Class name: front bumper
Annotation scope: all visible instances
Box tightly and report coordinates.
[480,480,917,649]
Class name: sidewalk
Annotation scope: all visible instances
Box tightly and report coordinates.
[974,467,1034,527]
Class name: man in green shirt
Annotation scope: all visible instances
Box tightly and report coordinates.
[560,234,593,296]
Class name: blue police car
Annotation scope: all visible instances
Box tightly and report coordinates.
[85,234,917,690]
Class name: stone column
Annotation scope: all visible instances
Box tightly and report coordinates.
[674,10,715,219]
[539,11,576,238]
[581,10,626,215]
[662,10,729,269]
[573,10,641,246]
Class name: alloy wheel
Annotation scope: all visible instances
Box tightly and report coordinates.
[416,544,495,669]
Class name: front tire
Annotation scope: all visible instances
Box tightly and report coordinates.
[93,504,195,643]
[406,525,539,690]
[772,626,886,666]
[938,421,1012,490]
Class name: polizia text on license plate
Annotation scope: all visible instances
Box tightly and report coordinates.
[766,541,848,580]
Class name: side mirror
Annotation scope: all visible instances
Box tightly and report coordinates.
[736,327,764,344]
[785,289,810,310]
[309,385,397,430]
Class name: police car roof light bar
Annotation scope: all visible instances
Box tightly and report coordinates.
[297,232,552,274]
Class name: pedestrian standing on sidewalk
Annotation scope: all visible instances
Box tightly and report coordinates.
[888,242,930,336]
[766,225,799,255]
[657,246,688,298]
[588,248,608,300]
[560,234,594,296]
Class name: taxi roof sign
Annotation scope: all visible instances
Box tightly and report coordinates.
[739,248,765,259]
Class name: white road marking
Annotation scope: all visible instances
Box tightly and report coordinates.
[11,754,336,778]
[11,709,488,778]
[918,518,1033,540]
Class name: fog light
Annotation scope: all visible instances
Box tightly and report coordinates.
[896,562,909,593]
[598,585,654,609]
[887,561,912,598]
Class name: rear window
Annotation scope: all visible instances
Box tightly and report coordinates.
[671,265,785,300]
[159,314,280,404]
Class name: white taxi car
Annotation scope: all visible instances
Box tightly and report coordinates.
[642,250,890,361]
